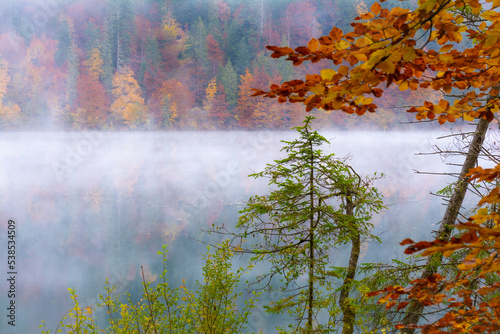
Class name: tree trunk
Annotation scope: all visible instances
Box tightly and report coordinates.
[116,8,121,72]
[401,118,489,333]
[259,0,264,36]
[308,139,315,332]
[339,198,360,334]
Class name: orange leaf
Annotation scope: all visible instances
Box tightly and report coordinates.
[385,301,397,309]
[460,232,478,243]
[371,2,381,15]
[397,301,409,310]
[318,36,334,45]
[329,27,343,42]
[439,44,454,53]
[438,99,449,110]
[338,65,349,76]
[307,38,319,52]
[389,293,400,300]
[295,46,311,55]
[400,238,415,245]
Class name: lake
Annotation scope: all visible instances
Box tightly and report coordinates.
[0,128,481,333]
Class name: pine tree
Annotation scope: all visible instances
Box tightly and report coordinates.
[187,17,210,75]
[55,14,73,66]
[107,0,135,71]
[84,21,102,53]
[219,59,238,110]
[207,8,223,45]
[219,117,384,333]
[225,19,243,68]
[101,18,115,91]
[233,37,252,76]
[66,42,79,107]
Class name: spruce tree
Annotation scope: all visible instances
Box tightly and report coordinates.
[220,117,384,333]
[55,15,73,66]
[107,0,135,71]
[187,17,210,74]
[219,59,238,110]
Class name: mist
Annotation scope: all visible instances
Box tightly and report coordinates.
[0,125,491,333]
[0,0,498,332]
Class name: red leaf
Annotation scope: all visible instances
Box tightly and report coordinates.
[400,238,415,245]
[459,231,478,243]
[397,301,409,310]
[318,36,334,45]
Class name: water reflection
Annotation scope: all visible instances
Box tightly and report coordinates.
[0,130,467,333]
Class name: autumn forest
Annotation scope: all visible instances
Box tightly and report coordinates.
[2,0,500,333]
[0,0,438,130]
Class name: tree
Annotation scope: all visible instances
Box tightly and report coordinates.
[219,59,238,110]
[236,68,257,127]
[0,57,21,129]
[107,0,135,71]
[207,33,225,75]
[188,17,211,75]
[148,79,194,129]
[210,82,232,128]
[20,35,66,126]
[84,48,104,81]
[74,73,110,129]
[111,66,147,129]
[254,0,500,332]
[84,21,102,53]
[55,14,74,66]
[281,0,320,48]
[42,242,259,334]
[217,116,384,333]
[139,36,163,96]
[203,77,217,111]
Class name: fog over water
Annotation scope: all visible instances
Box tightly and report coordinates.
[0,128,488,333]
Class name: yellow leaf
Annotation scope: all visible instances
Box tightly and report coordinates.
[482,10,500,21]
[463,113,474,121]
[355,36,371,48]
[335,40,351,50]
[390,7,410,16]
[320,69,336,80]
[484,34,499,48]
[353,53,367,62]
[403,49,417,62]
[355,95,365,105]
[439,44,454,53]
[310,85,325,94]
[477,208,489,215]
[452,32,463,43]
[399,81,409,91]
[377,60,395,73]
[308,38,319,52]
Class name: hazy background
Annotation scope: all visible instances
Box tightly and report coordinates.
[0,124,488,333]
[0,0,497,333]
